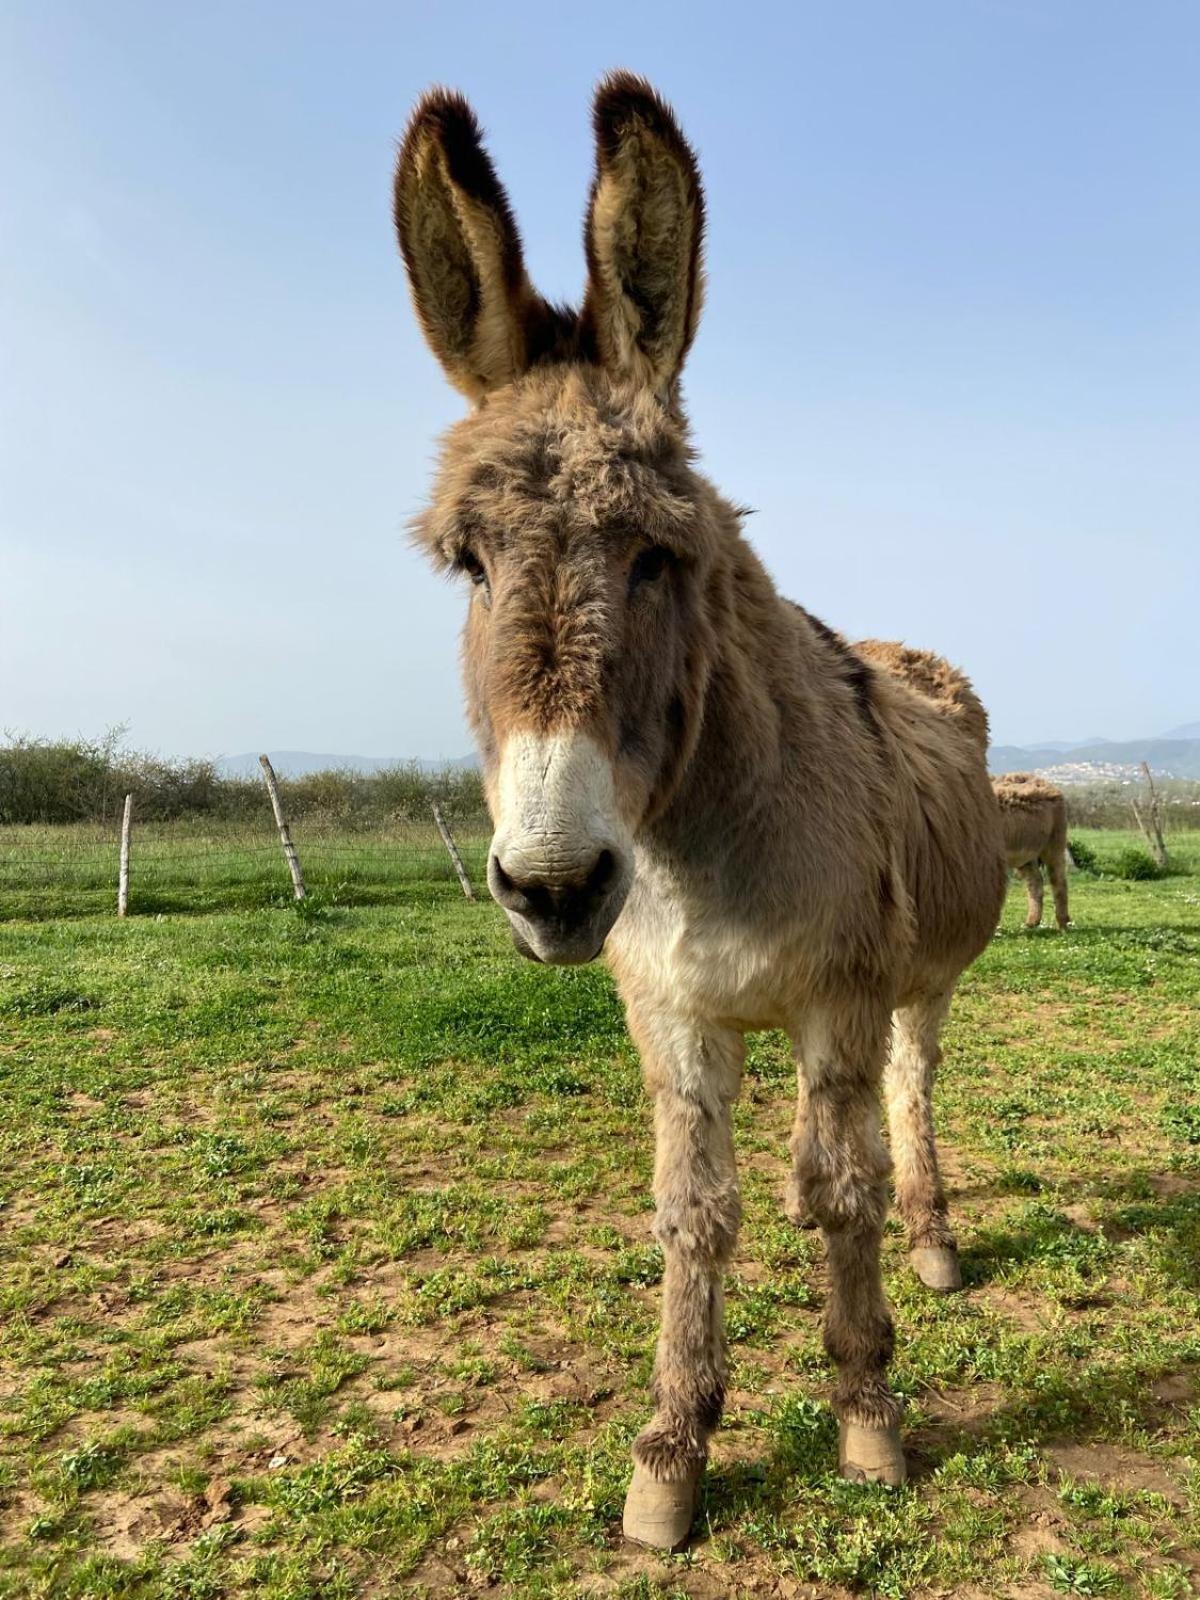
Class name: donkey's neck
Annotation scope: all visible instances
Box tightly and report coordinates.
[646,516,831,870]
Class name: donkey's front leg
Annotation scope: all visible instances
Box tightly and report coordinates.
[795,1001,906,1485]
[622,1009,744,1551]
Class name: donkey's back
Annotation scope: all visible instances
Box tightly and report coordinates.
[853,636,1005,992]
[993,772,1068,866]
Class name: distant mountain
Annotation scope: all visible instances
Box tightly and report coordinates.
[1024,738,1105,754]
[217,727,1200,785]
[988,735,1200,780]
[216,751,478,779]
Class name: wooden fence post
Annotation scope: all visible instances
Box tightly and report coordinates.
[432,802,475,901]
[259,755,306,900]
[117,792,133,918]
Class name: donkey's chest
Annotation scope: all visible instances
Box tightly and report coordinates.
[606,866,819,1031]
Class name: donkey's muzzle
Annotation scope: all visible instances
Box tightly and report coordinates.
[488,846,630,965]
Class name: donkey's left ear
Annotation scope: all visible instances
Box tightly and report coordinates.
[582,72,705,396]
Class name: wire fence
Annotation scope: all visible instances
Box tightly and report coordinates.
[0,814,493,921]
[8,771,1199,923]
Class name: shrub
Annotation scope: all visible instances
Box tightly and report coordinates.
[1107,844,1164,881]
[0,734,487,826]
[1067,836,1099,875]
[1059,779,1200,831]
[0,733,119,824]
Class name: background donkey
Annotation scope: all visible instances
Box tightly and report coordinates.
[394,73,1006,1551]
[993,772,1071,929]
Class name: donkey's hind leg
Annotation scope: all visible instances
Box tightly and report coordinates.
[784,1070,816,1228]
[795,999,905,1485]
[1044,847,1070,930]
[622,1006,744,1550]
[886,988,961,1292]
[1017,860,1044,927]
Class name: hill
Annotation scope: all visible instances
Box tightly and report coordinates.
[987,735,1200,780]
[220,732,1200,784]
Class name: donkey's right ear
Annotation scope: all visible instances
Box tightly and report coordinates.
[394,90,540,401]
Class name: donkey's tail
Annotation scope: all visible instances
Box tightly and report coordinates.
[853,638,991,755]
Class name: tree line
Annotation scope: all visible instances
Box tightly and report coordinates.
[3,733,1197,831]
[0,735,487,826]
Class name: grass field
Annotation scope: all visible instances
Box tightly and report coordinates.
[0,822,492,922]
[0,831,1197,1599]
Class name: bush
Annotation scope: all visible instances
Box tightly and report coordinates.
[1067,837,1099,875]
[1107,844,1164,881]
[0,734,119,824]
[0,734,487,826]
[1060,779,1200,831]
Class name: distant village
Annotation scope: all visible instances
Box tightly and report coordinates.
[1030,760,1177,786]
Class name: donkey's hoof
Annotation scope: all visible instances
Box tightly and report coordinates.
[838,1421,906,1486]
[622,1464,701,1551]
[909,1244,962,1292]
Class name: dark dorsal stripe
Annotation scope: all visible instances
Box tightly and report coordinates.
[790,603,880,738]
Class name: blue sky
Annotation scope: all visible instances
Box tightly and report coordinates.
[2,1,1196,758]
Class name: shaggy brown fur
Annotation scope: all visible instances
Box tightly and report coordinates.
[855,639,992,754]
[993,772,1071,929]
[395,72,1007,1547]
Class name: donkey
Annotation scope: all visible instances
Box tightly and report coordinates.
[394,74,1006,1550]
[992,772,1070,929]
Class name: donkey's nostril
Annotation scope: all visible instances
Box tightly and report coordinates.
[586,849,617,897]
[489,846,621,931]
[490,854,516,899]
[489,854,550,920]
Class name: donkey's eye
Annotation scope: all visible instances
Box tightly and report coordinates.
[629,545,673,590]
[458,550,488,588]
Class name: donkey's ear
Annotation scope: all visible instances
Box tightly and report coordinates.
[582,73,705,395]
[395,90,540,400]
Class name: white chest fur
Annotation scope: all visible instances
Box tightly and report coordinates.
[606,849,811,1032]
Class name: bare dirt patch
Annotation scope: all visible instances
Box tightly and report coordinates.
[1047,1440,1186,1504]
[1151,1370,1197,1408]
[91,1473,270,1560]
[979,1286,1049,1333]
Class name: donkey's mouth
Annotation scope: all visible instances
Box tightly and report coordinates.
[498,870,630,966]
[505,915,609,967]
[509,923,543,963]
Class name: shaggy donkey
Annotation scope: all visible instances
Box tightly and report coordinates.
[993,772,1071,929]
[394,74,1006,1549]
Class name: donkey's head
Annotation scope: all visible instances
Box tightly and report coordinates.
[396,74,720,964]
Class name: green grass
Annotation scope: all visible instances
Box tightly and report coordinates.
[0,830,1197,1597]
[0,821,492,921]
